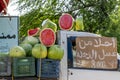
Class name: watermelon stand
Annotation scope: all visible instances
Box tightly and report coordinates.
[0,4,120,79]
[0,16,61,80]
[0,18,120,79]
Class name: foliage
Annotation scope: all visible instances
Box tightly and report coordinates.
[14,0,120,52]
[17,0,60,39]
[103,6,120,53]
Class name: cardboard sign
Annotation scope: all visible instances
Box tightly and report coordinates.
[0,16,19,53]
[76,37,118,69]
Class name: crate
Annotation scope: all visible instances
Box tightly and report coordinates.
[39,78,58,80]
[14,76,38,80]
[0,77,58,80]
[0,57,11,76]
[0,77,12,80]
[14,77,57,80]
[36,59,60,78]
[12,57,35,77]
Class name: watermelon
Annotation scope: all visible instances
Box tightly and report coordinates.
[27,27,40,36]
[22,36,39,46]
[9,46,26,58]
[59,13,74,30]
[32,43,47,58]
[42,19,57,32]
[48,45,64,60]
[19,43,32,57]
[39,28,56,47]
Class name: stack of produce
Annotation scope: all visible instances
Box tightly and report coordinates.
[5,13,85,78]
[8,36,38,77]
[9,36,39,58]
[9,19,64,60]
[8,13,84,60]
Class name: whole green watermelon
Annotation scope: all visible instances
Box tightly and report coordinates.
[48,45,64,60]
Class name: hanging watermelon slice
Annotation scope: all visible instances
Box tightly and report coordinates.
[59,13,74,30]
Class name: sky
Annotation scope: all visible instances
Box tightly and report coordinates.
[7,0,19,16]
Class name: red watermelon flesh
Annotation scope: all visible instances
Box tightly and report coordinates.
[40,28,56,47]
[28,28,40,36]
[59,13,74,30]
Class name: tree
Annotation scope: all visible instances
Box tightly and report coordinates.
[104,6,120,53]
[17,0,60,38]
[16,0,119,31]
[14,0,120,52]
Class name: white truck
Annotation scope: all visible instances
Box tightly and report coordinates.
[57,30,120,80]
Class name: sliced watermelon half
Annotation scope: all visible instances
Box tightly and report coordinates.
[39,28,56,47]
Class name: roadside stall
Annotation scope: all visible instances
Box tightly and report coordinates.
[0,16,61,80]
[0,12,120,80]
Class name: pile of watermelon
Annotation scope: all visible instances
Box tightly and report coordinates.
[9,35,64,60]
[8,13,84,60]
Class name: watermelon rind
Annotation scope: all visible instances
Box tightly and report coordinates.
[27,28,40,36]
[59,13,74,30]
[19,43,32,57]
[22,36,39,47]
[39,28,56,47]
[42,19,57,32]
[32,43,47,58]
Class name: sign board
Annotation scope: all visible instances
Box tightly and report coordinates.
[0,16,19,53]
[75,37,118,69]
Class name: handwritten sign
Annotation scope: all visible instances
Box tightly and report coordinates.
[76,37,118,69]
[0,16,19,53]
